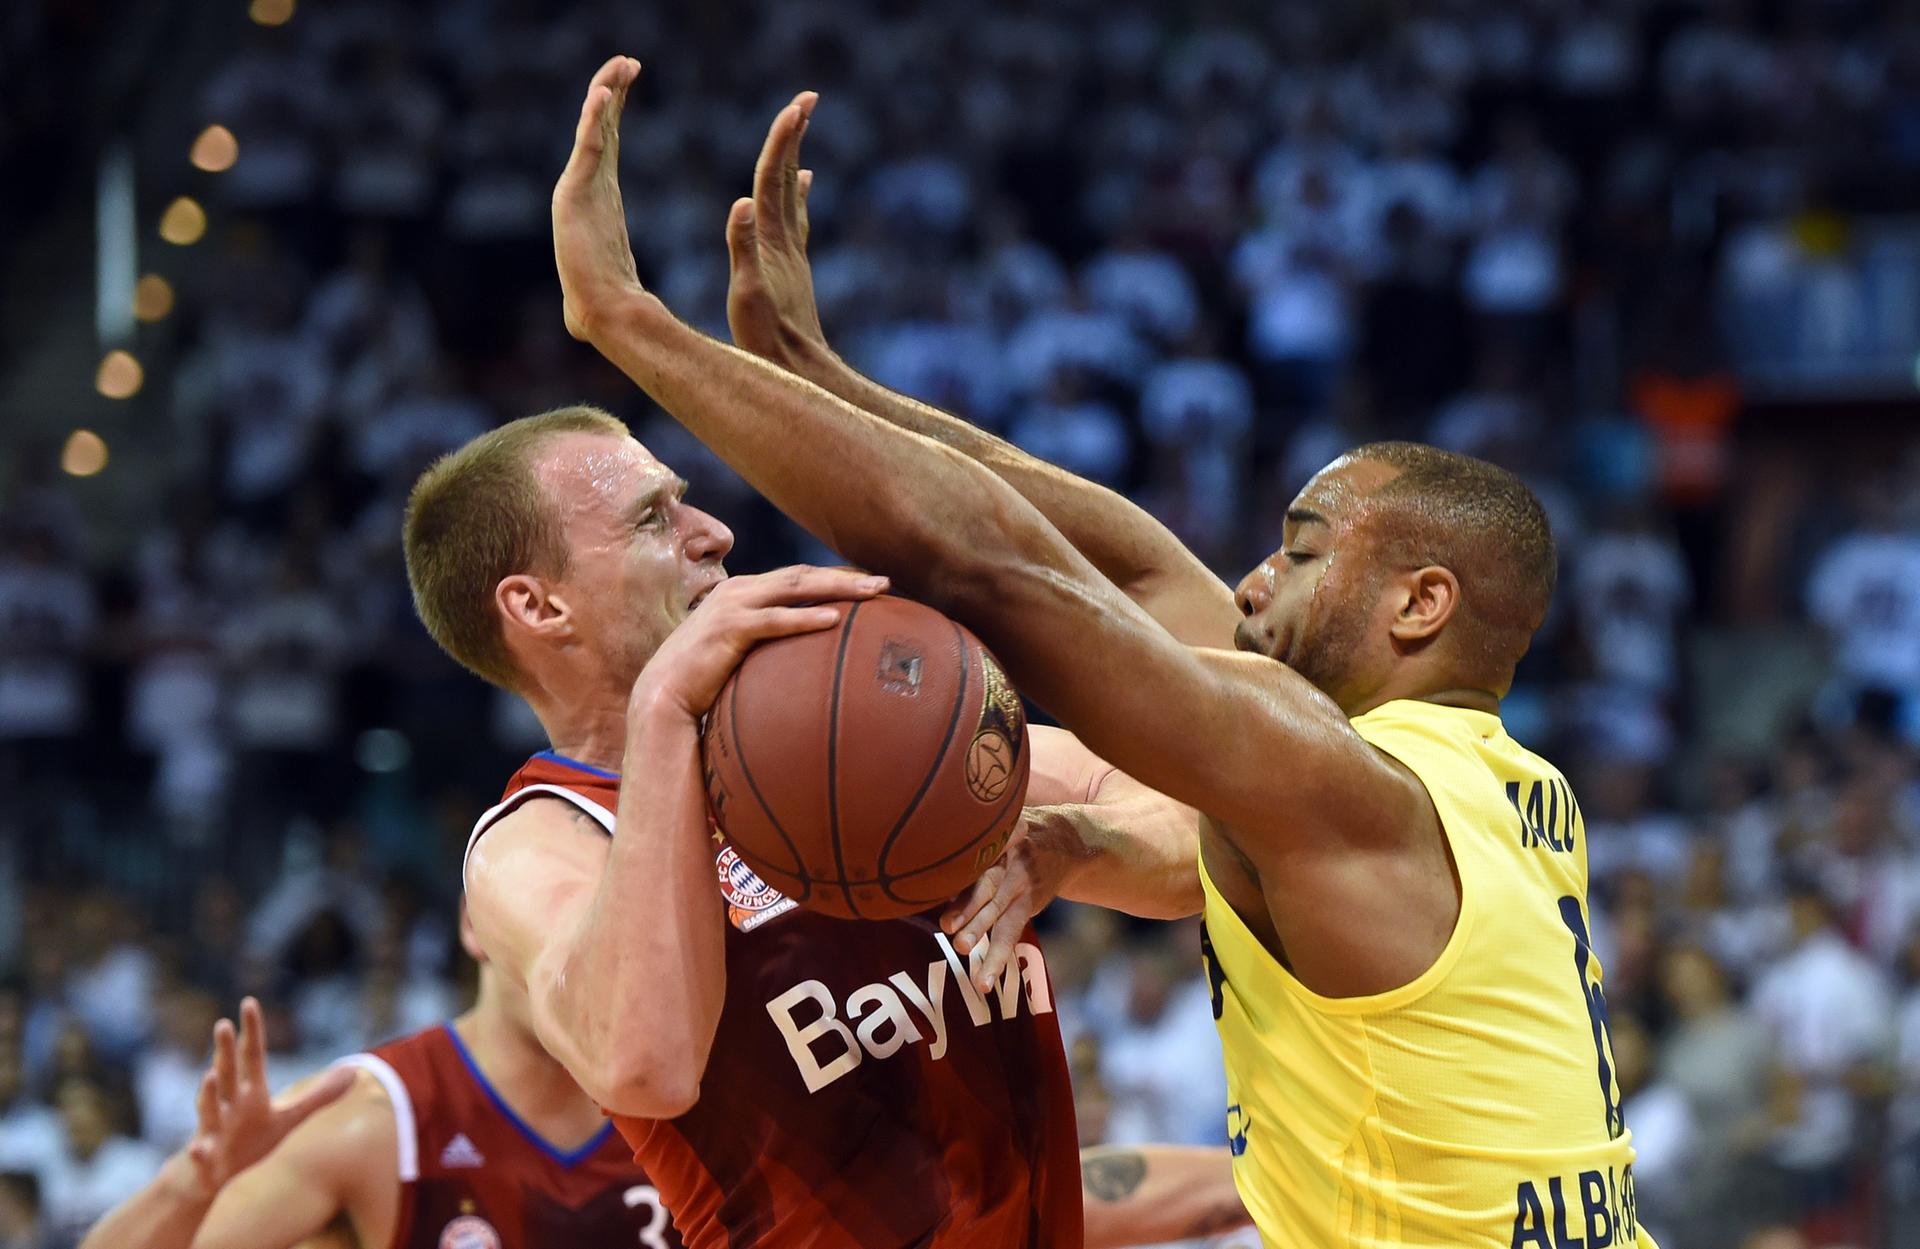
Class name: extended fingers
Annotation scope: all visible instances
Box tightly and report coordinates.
[238,997,267,1092]
[753,93,815,244]
[952,865,1010,954]
[942,867,998,936]
[195,1068,221,1135]
[564,57,640,182]
[598,57,641,160]
[725,198,758,275]
[973,930,1015,994]
[212,1017,239,1105]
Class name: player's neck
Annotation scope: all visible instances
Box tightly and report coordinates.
[1347,682,1501,719]
[452,1009,609,1146]
[530,685,631,774]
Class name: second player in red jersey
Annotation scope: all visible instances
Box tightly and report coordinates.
[345,1018,677,1249]
[77,915,680,1249]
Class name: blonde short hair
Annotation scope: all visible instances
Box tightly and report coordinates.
[403,405,628,689]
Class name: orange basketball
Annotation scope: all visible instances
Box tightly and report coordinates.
[700,595,1030,920]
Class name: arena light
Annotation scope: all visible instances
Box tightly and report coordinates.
[189,125,238,173]
[133,274,174,321]
[249,0,295,26]
[158,197,206,245]
[61,430,110,477]
[95,351,143,399]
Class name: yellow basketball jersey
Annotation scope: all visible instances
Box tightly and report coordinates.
[1198,699,1657,1248]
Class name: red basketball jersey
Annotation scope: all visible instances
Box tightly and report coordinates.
[467,750,1084,1249]
[342,1023,682,1249]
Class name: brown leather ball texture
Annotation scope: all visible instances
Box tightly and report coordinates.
[701,595,1031,920]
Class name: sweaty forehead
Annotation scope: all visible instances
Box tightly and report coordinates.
[1292,457,1402,528]
[532,432,670,515]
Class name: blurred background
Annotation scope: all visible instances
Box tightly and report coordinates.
[1,0,1919,1246]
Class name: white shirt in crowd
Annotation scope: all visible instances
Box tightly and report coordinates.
[1751,927,1895,1169]
[1806,529,1920,695]
[1573,530,1693,695]
[39,1136,167,1242]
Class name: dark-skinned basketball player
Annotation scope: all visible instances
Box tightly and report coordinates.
[553,57,1658,1249]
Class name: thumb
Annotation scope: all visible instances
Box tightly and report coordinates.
[725,198,759,276]
[275,1066,356,1127]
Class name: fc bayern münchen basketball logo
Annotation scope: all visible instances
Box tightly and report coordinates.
[439,1215,503,1249]
[717,845,779,910]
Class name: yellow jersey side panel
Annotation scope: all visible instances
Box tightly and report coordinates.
[1199,700,1657,1248]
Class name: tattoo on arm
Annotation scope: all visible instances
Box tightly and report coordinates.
[1082,1151,1147,1202]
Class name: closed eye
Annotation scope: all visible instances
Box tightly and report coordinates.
[1284,550,1316,565]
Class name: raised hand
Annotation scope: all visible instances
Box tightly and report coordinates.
[553,55,646,343]
[634,566,888,720]
[178,999,355,1202]
[726,92,828,366]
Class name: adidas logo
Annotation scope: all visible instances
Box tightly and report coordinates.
[439,1133,486,1169]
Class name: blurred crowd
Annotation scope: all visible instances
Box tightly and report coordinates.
[3,1,1920,1246]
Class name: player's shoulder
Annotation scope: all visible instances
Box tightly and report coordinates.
[494,790,609,833]
[266,1066,399,1181]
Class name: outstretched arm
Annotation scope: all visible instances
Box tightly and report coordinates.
[78,999,373,1249]
[724,96,1239,649]
[555,60,1438,997]
[1080,1145,1252,1249]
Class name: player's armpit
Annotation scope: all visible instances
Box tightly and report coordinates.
[1079,1145,1252,1249]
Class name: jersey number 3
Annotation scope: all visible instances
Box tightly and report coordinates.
[624,1185,672,1249]
[1557,896,1623,1141]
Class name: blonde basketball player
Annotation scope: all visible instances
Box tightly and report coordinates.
[551,57,1656,1249]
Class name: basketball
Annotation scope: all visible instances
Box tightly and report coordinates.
[701,594,1031,920]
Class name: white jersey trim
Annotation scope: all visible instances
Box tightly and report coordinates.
[334,1053,419,1182]
[463,783,617,889]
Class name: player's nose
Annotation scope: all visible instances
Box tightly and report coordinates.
[1234,567,1272,618]
[684,504,734,561]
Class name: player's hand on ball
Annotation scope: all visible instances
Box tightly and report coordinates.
[726,92,828,366]
[635,566,889,721]
[941,811,1077,994]
[553,55,646,343]
[176,998,354,1201]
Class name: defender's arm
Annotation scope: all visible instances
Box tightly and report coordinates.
[557,60,1439,995]
[725,101,1239,649]
[1080,1145,1252,1249]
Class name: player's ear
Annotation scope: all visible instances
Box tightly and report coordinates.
[496,574,572,642]
[1388,566,1459,643]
